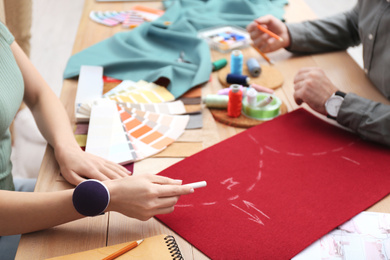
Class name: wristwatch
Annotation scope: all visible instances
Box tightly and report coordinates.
[325,91,346,119]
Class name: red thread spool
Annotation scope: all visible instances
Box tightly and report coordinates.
[227,84,243,118]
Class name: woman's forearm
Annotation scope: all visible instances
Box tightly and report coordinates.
[0,190,82,236]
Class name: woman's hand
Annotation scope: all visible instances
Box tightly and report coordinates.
[105,174,194,221]
[247,15,291,53]
[54,146,130,185]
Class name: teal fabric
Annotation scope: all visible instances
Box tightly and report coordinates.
[63,0,288,98]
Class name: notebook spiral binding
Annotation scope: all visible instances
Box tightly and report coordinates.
[164,235,184,260]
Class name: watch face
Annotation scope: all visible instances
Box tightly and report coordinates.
[326,96,344,117]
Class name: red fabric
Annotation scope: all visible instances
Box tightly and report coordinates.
[156,108,390,259]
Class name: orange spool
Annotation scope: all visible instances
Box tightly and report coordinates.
[227,84,243,118]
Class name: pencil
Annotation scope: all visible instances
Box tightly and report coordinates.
[102,239,143,260]
[254,21,284,42]
[250,43,273,65]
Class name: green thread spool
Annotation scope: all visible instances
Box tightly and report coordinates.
[242,93,281,120]
[212,58,228,71]
[203,95,229,108]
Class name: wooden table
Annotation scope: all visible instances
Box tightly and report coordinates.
[16,0,390,259]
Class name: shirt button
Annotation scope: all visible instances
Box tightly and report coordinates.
[364,68,368,74]
[387,0,390,3]
[368,34,373,40]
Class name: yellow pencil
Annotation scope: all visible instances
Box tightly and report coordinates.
[102,239,143,260]
[255,21,284,42]
[250,43,274,65]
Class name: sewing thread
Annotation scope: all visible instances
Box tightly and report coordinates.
[246,58,262,77]
[227,84,243,118]
[212,58,228,71]
[246,87,258,107]
[203,95,229,108]
[227,73,250,85]
[230,50,243,75]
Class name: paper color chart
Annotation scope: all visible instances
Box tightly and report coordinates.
[117,104,189,159]
[104,80,175,103]
[75,100,186,122]
[85,101,189,163]
[85,101,136,165]
[117,100,186,115]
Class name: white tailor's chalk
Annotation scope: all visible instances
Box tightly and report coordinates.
[184,181,207,189]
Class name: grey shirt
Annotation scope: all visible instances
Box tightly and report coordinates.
[286,0,390,146]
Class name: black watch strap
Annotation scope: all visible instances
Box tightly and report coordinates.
[335,90,346,98]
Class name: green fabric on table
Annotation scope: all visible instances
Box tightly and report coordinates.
[63,0,288,99]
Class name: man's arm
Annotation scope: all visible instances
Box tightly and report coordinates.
[338,94,390,146]
[286,4,360,53]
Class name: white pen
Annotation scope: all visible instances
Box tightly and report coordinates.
[184,181,207,189]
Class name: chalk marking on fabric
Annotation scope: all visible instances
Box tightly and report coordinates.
[286,152,304,157]
[243,200,270,219]
[341,156,360,165]
[202,202,217,206]
[332,147,344,153]
[246,183,256,193]
[228,195,240,201]
[221,177,240,190]
[312,152,328,156]
[231,203,265,226]
[256,170,262,181]
[265,145,280,153]
[247,133,259,144]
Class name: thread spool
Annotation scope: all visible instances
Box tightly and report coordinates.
[227,84,243,118]
[250,83,274,94]
[227,73,250,86]
[230,50,243,75]
[246,58,262,77]
[242,93,281,121]
[212,58,228,72]
[246,87,258,107]
[203,95,229,108]
[218,85,248,97]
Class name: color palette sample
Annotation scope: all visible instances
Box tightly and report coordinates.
[89,6,164,28]
[76,100,186,120]
[103,80,175,104]
[85,100,136,165]
[118,104,189,160]
[89,11,127,27]
[198,26,250,53]
[75,66,104,123]
[85,101,189,164]
[117,100,186,115]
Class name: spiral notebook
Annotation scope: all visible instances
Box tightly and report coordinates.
[46,234,183,260]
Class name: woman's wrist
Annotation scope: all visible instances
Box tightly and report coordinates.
[103,179,120,213]
[72,179,110,216]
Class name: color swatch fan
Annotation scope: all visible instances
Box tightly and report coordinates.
[117,104,189,160]
[117,100,186,115]
[77,99,187,120]
[103,80,175,103]
[85,100,136,164]
[85,101,189,163]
